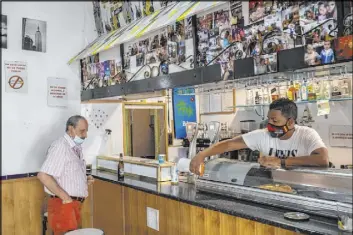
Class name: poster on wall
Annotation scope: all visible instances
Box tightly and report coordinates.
[47,77,68,107]
[172,88,197,139]
[22,18,47,53]
[1,15,7,49]
[4,61,28,93]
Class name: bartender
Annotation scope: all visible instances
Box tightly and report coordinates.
[190,98,329,174]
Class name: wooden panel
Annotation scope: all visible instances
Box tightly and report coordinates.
[145,191,158,235]
[236,217,256,234]
[136,190,148,235]
[255,222,276,235]
[81,184,93,228]
[190,204,205,235]
[220,213,237,235]
[1,178,45,235]
[124,186,139,235]
[204,208,221,235]
[179,202,192,235]
[1,181,15,235]
[93,179,123,235]
[164,198,180,235]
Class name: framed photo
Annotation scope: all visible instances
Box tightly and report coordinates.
[22,18,47,53]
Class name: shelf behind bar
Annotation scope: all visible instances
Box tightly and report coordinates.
[80,64,222,101]
[230,97,353,109]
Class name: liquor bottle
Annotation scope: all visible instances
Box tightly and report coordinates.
[307,79,317,101]
[262,87,270,104]
[322,80,331,100]
[313,81,321,100]
[118,153,124,180]
[287,81,296,101]
[300,79,308,101]
[246,89,254,105]
[294,81,301,101]
[270,86,279,102]
[255,91,260,104]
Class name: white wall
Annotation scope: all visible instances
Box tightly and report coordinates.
[1,1,97,175]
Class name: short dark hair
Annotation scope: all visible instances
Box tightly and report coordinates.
[66,115,86,132]
[269,98,298,120]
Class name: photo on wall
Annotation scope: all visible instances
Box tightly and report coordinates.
[254,53,277,75]
[1,15,7,49]
[304,40,335,66]
[281,4,303,48]
[22,18,47,53]
[299,1,338,46]
[230,1,243,26]
[334,35,353,62]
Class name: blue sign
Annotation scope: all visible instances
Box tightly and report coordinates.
[172,88,197,139]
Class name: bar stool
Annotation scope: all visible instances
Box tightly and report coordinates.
[65,228,104,235]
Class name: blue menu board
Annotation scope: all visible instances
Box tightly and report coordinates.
[172,88,197,139]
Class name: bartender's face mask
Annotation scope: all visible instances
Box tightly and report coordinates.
[267,110,295,138]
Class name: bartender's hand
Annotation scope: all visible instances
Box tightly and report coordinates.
[258,156,281,169]
[87,175,95,186]
[190,154,205,175]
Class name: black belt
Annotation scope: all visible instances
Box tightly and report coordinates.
[50,195,85,203]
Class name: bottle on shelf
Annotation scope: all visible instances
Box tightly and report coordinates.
[118,153,124,180]
[313,81,321,100]
[255,91,261,104]
[245,89,254,105]
[262,87,270,104]
[270,86,279,102]
[279,84,287,99]
[287,81,297,101]
[321,80,331,100]
[294,81,301,102]
[307,79,317,101]
[300,78,308,101]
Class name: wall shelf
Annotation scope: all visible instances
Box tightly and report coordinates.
[81,64,222,101]
[231,97,353,109]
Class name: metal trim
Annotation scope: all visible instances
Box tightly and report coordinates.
[196,179,352,219]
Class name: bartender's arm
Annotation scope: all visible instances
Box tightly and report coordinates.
[190,136,247,175]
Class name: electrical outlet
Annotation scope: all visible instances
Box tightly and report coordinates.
[146,207,159,231]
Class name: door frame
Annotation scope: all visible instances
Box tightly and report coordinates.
[122,102,169,161]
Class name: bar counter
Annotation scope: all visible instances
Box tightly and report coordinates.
[90,170,350,235]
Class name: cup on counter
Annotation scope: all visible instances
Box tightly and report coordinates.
[158,154,166,164]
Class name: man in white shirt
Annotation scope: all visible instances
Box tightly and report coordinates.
[38,115,94,234]
[190,98,329,174]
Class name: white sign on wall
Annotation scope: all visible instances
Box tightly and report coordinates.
[47,77,68,107]
[4,61,28,93]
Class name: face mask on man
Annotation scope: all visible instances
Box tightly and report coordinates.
[267,121,291,138]
[73,136,85,145]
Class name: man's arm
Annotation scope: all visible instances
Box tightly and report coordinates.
[189,136,248,174]
[37,172,72,202]
[285,147,329,168]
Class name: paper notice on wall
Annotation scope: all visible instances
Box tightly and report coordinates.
[329,125,352,148]
[4,61,28,93]
[317,100,330,116]
[47,77,68,107]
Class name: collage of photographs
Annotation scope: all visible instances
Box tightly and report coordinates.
[81,54,126,90]
[83,0,352,88]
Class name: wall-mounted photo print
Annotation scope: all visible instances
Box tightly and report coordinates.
[1,15,7,49]
[230,1,243,26]
[254,53,277,75]
[249,1,266,24]
[22,18,47,53]
[334,35,353,62]
[304,40,335,66]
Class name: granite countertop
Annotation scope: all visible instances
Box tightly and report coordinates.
[91,170,350,235]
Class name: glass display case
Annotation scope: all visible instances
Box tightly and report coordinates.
[196,158,353,219]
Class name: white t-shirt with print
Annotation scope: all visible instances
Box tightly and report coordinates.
[242,125,326,159]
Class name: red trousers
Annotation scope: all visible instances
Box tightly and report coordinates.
[47,198,82,235]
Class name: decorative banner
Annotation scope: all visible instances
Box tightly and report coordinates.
[172,88,197,139]
[47,77,68,107]
[4,61,28,93]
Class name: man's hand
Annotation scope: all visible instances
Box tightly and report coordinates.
[62,198,73,204]
[87,175,95,186]
[189,154,205,175]
[258,156,281,169]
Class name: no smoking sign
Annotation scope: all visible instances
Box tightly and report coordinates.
[8,75,24,89]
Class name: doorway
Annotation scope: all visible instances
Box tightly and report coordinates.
[122,102,168,160]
